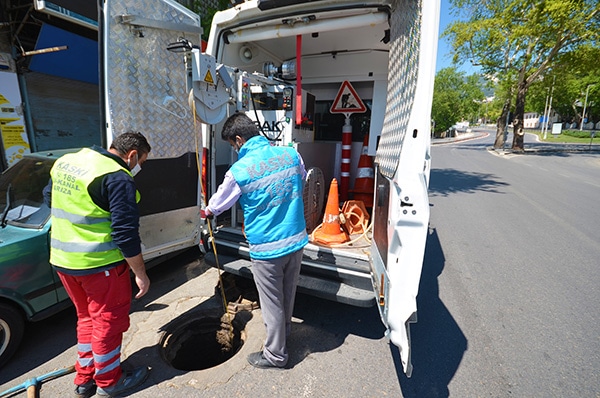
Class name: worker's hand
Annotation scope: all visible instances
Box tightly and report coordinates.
[200,209,214,220]
[134,273,150,299]
[125,254,150,299]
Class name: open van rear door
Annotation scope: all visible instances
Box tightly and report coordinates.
[370,0,439,377]
[99,0,204,261]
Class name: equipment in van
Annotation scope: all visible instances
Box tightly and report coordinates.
[350,135,375,209]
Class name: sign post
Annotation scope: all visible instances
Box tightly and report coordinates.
[330,81,366,201]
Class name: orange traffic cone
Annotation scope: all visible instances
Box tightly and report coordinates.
[351,134,375,208]
[312,179,350,245]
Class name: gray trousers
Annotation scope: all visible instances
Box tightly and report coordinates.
[251,249,303,367]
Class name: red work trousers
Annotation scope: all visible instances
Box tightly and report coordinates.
[57,262,132,388]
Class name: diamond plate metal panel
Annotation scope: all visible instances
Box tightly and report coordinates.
[104,0,200,158]
[374,0,421,179]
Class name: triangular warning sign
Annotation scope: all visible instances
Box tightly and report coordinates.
[330,81,367,114]
[204,69,214,84]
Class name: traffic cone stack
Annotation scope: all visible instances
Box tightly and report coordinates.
[312,179,350,245]
[350,134,375,208]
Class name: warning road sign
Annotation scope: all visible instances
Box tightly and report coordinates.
[330,81,367,114]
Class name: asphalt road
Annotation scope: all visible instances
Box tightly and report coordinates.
[416,129,600,397]
[2,130,598,397]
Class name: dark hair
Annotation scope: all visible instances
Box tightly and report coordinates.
[221,113,259,142]
[110,131,152,156]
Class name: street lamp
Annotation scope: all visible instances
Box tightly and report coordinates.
[580,84,596,131]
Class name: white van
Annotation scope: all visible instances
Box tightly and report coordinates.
[100,0,438,376]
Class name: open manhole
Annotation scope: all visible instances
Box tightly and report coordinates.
[160,313,245,371]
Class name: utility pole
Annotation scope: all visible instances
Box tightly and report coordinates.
[544,76,555,139]
[542,87,550,136]
[580,84,595,131]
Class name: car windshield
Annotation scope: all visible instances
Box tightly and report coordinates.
[0,156,54,229]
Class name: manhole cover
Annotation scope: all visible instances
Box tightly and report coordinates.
[160,313,244,371]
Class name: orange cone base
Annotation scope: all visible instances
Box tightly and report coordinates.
[313,226,350,245]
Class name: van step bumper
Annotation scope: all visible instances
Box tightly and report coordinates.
[203,252,375,308]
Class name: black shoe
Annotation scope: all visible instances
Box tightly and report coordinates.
[96,366,149,397]
[74,381,96,398]
[247,351,284,369]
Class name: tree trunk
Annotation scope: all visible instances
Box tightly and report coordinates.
[494,98,511,148]
[512,81,528,150]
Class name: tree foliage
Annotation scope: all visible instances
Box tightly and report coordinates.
[187,0,230,42]
[528,45,600,126]
[445,0,600,149]
[432,67,484,133]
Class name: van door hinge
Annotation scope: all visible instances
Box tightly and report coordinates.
[118,14,203,35]
[379,273,385,306]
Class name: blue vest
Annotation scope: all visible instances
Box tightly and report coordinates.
[230,136,308,259]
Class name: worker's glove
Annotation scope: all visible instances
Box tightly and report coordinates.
[200,209,214,220]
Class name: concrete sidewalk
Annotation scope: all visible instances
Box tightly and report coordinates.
[490,132,600,154]
[0,250,267,398]
[431,131,488,145]
[432,129,600,154]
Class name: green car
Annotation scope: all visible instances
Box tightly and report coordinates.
[0,150,76,368]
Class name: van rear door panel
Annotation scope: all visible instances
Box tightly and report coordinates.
[100,0,203,260]
[370,0,439,377]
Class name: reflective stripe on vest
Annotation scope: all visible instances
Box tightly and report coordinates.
[50,238,118,253]
[249,230,307,255]
[239,164,304,195]
[50,148,133,269]
[51,208,111,225]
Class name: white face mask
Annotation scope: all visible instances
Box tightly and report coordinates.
[129,154,142,176]
[231,139,242,154]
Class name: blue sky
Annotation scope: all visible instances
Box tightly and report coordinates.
[436,0,480,75]
[436,0,454,72]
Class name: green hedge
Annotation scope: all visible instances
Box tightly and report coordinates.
[562,129,597,138]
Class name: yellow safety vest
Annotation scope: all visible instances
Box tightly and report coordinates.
[49,148,137,270]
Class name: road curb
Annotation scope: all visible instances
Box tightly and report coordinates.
[431,132,489,145]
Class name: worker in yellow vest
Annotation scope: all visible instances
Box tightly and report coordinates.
[43,132,151,398]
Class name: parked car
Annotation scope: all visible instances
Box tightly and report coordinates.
[0,150,74,368]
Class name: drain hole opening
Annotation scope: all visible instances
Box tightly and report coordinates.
[160,315,244,371]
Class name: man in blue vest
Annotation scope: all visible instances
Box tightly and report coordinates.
[43,132,151,397]
[204,113,308,369]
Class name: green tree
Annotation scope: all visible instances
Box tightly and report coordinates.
[526,45,600,131]
[555,46,599,126]
[186,0,230,42]
[445,0,600,149]
[432,67,484,134]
